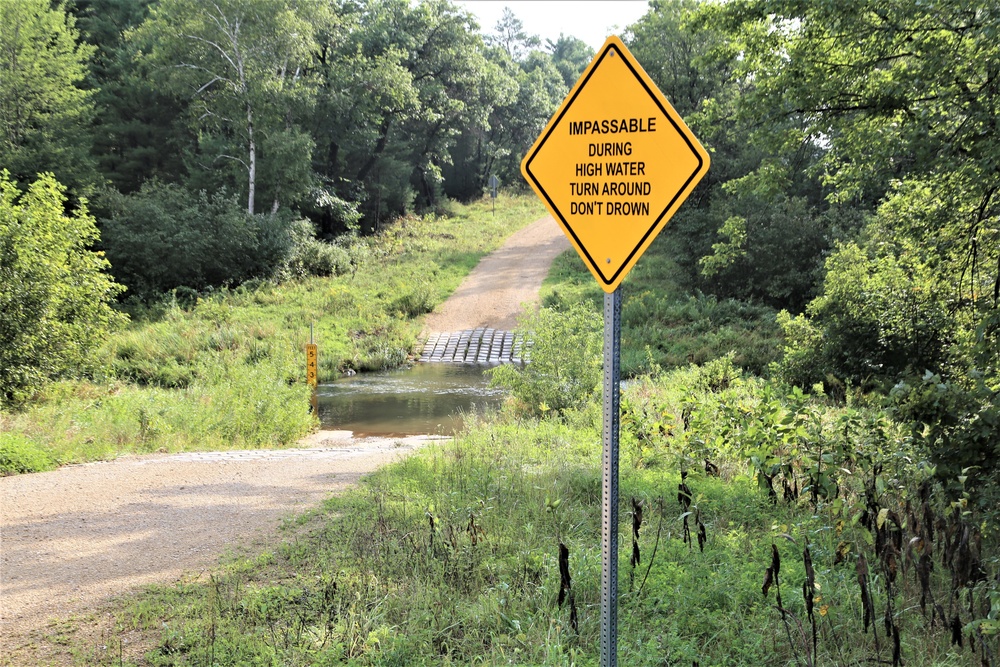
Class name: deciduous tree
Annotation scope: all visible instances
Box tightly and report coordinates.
[0,0,98,194]
[0,172,126,404]
[134,0,320,215]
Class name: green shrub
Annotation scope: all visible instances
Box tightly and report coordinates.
[489,304,602,416]
[890,370,1000,484]
[0,433,54,474]
[0,172,126,404]
[393,283,434,318]
[286,236,352,277]
[698,197,833,313]
[98,182,301,298]
[775,241,949,389]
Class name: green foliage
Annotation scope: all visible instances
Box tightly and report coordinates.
[546,33,593,89]
[3,370,314,464]
[444,8,574,201]
[0,433,54,475]
[285,235,353,279]
[698,197,848,312]
[0,172,126,405]
[72,0,182,194]
[540,236,783,378]
[489,304,602,416]
[628,0,835,313]
[1,195,545,467]
[98,181,303,298]
[708,0,1000,404]
[890,370,1000,484]
[0,0,98,194]
[776,238,950,390]
[134,0,320,215]
[89,363,997,666]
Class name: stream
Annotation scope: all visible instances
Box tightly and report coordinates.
[315,363,507,436]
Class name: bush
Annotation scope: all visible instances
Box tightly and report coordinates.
[698,197,833,312]
[0,172,126,404]
[775,241,950,389]
[890,370,1000,485]
[98,182,302,298]
[285,233,352,278]
[489,304,602,416]
[0,433,54,475]
[393,283,434,318]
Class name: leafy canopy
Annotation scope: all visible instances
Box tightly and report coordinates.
[0,172,126,405]
[0,0,98,194]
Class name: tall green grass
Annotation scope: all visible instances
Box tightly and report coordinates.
[79,364,993,666]
[0,195,546,470]
[43,203,997,666]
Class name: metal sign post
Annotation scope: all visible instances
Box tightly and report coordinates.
[600,286,622,666]
[489,174,499,216]
[518,35,709,666]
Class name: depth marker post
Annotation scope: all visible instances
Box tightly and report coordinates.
[306,323,318,388]
[600,286,622,666]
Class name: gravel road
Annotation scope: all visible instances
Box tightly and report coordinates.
[0,214,568,664]
[421,214,570,332]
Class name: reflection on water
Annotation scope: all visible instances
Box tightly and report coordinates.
[316,363,506,437]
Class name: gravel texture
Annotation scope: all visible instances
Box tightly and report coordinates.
[0,214,568,664]
[0,433,438,662]
[421,215,569,333]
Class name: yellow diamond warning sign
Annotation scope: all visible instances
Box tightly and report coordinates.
[521,36,710,293]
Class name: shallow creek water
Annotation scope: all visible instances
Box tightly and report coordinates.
[315,363,506,436]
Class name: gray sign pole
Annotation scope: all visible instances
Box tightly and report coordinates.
[600,285,622,667]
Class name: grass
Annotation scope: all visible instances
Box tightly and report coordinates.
[539,228,783,377]
[69,364,996,666]
[10,193,998,665]
[0,194,546,471]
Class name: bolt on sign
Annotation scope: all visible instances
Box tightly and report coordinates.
[521,35,710,293]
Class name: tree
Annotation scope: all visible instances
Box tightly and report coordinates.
[709,0,1000,314]
[626,0,832,310]
[481,47,565,187]
[0,171,126,405]
[708,0,1000,386]
[71,0,188,193]
[486,8,540,62]
[0,0,98,194]
[311,0,508,225]
[134,0,320,215]
[546,34,593,89]
[443,9,570,199]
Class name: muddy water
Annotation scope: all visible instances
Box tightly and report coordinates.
[316,363,506,436]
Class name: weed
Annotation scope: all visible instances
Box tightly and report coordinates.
[80,366,1000,664]
[0,432,54,474]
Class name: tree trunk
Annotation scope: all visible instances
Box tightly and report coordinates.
[247,105,256,215]
[355,118,391,183]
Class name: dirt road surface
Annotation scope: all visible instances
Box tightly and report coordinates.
[422,215,569,332]
[0,433,435,662]
[0,214,568,664]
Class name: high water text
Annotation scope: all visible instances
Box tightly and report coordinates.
[568,119,656,218]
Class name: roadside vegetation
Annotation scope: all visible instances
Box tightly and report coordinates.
[77,329,999,666]
[3,0,1000,664]
[0,194,543,473]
